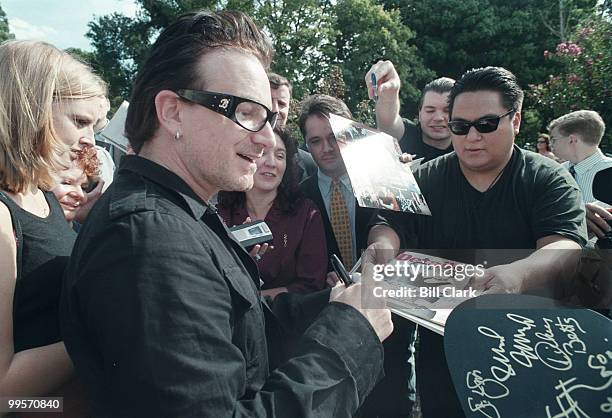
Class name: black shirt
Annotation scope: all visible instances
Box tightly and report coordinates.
[375,146,587,417]
[61,155,383,417]
[0,191,75,352]
[398,119,453,163]
[381,145,587,251]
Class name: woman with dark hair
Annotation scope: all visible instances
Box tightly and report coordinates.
[218,128,327,298]
[536,133,560,161]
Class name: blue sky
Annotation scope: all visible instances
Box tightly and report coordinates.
[3,0,139,51]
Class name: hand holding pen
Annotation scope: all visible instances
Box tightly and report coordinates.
[328,254,393,342]
[331,254,354,287]
[364,60,401,103]
[371,73,378,102]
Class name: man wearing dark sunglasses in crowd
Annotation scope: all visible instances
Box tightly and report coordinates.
[366,66,587,417]
[60,10,393,417]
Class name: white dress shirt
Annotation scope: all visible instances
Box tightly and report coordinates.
[563,149,612,206]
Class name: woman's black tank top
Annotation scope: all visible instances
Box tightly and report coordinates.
[0,190,76,352]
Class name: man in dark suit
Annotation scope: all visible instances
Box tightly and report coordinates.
[297,94,373,270]
[297,93,415,417]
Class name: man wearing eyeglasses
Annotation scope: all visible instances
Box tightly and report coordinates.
[548,110,612,242]
[60,10,393,417]
[366,66,587,416]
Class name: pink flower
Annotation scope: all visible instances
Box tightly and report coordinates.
[567,43,582,55]
[586,58,594,65]
[544,50,550,58]
[556,43,568,54]
[556,42,582,56]
[577,27,594,39]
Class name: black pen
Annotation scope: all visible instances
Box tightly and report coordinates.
[331,254,354,287]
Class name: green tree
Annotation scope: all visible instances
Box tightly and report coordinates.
[525,14,612,148]
[86,1,223,104]
[87,0,430,125]
[334,0,433,115]
[87,13,152,106]
[65,48,100,69]
[254,0,338,101]
[0,2,15,42]
[382,0,598,85]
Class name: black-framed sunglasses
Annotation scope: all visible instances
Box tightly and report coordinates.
[177,89,278,132]
[448,109,515,136]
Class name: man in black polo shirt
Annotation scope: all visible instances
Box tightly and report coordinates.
[367,66,587,417]
[60,10,392,417]
[365,61,455,162]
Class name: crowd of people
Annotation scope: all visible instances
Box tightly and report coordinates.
[0,8,610,418]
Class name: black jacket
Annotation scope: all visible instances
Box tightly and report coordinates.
[60,156,383,417]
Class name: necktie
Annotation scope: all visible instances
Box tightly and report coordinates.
[330,179,353,269]
[569,165,577,180]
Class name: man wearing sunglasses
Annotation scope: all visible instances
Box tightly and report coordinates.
[60,10,393,417]
[367,66,586,416]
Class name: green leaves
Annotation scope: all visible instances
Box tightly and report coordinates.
[525,15,611,147]
[84,0,430,122]
[80,0,607,148]
[0,2,15,43]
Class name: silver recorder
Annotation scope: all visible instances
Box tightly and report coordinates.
[229,220,273,248]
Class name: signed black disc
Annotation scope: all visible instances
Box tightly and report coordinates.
[444,294,612,418]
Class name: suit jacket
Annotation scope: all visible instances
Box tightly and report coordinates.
[297,148,317,182]
[300,172,374,270]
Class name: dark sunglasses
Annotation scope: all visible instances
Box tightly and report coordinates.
[177,89,278,132]
[448,109,515,136]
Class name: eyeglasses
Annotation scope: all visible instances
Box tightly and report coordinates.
[537,140,547,144]
[177,89,278,132]
[549,135,567,145]
[448,109,515,136]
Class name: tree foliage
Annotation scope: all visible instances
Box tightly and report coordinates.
[86,0,430,121]
[0,2,15,42]
[382,0,598,85]
[525,14,612,147]
[254,0,337,101]
[86,1,218,106]
[334,0,433,115]
[84,0,606,144]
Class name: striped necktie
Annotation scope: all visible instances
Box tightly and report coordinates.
[330,179,353,269]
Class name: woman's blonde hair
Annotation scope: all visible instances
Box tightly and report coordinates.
[0,40,107,193]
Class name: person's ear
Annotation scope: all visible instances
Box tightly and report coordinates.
[155,90,183,140]
[512,111,521,135]
[569,134,579,145]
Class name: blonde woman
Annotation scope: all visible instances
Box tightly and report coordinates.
[0,40,106,404]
